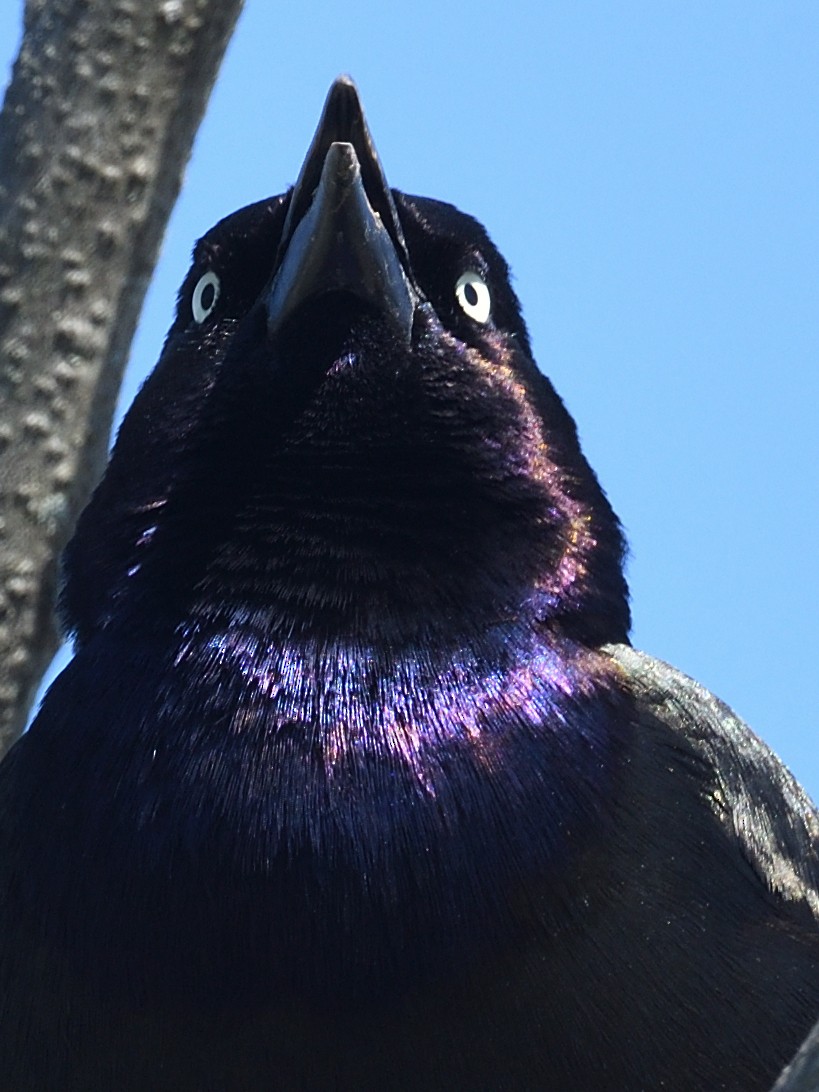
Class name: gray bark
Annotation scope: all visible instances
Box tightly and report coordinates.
[0,0,243,757]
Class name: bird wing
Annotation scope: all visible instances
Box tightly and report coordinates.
[606,643,819,919]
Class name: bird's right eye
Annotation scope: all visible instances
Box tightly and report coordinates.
[191,271,221,324]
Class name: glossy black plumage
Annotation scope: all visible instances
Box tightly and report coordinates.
[1,77,817,1090]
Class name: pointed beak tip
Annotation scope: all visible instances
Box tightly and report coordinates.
[327,74,361,104]
[331,73,358,92]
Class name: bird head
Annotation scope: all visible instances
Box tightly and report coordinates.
[62,77,630,650]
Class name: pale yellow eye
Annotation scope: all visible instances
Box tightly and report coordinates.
[192,271,221,324]
[455,271,491,324]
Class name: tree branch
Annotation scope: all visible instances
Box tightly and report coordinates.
[0,0,243,756]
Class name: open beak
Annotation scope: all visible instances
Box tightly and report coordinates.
[266,76,418,343]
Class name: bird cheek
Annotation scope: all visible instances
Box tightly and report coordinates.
[422,302,505,364]
[413,306,470,368]
[413,298,441,333]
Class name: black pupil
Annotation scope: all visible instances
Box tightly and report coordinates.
[463,282,480,307]
[199,281,215,311]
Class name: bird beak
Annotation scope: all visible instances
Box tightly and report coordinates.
[266,76,418,343]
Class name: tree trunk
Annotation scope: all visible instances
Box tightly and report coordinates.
[0,0,243,756]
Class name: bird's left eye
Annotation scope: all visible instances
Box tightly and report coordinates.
[455,271,491,324]
[191,271,221,324]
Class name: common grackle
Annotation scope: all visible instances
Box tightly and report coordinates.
[1,76,817,1092]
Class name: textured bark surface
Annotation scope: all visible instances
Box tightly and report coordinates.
[0,0,243,756]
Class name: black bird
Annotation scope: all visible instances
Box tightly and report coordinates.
[1,77,818,1091]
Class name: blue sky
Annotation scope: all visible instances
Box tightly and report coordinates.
[2,3,818,796]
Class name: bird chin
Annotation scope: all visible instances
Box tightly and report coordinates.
[269,290,412,382]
